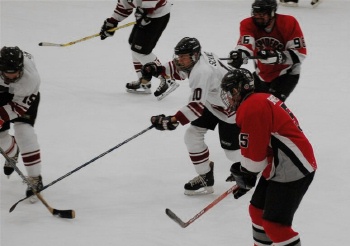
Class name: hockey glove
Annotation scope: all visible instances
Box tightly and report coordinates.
[100,18,119,40]
[229,162,258,199]
[257,49,286,64]
[151,114,179,131]
[141,62,165,81]
[135,7,151,27]
[227,50,248,68]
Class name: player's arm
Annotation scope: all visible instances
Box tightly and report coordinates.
[227,19,255,68]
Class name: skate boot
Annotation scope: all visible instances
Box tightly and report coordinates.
[126,78,151,94]
[184,162,214,195]
[154,76,180,101]
[26,175,43,203]
[3,148,19,177]
[279,0,298,6]
[311,0,320,6]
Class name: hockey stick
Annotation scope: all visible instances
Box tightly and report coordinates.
[38,21,136,47]
[9,125,154,212]
[0,147,75,219]
[219,56,261,60]
[165,185,239,228]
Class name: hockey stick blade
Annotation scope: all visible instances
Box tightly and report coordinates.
[165,208,188,228]
[38,42,63,47]
[166,185,239,228]
[0,147,75,219]
[9,198,29,212]
[53,209,75,219]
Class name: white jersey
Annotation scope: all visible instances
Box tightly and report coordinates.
[164,51,236,125]
[111,0,171,21]
[0,52,40,122]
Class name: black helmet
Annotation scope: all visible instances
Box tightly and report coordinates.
[0,46,24,73]
[221,68,254,111]
[173,37,201,73]
[251,0,277,28]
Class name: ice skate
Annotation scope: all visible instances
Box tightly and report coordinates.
[25,175,43,203]
[311,0,320,7]
[3,148,19,178]
[279,0,298,7]
[154,77,180,101]
[126,78,152,94]
[184,162,214,195]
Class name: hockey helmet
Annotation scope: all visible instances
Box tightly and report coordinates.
[221,68,255,111]
[251,0,277,28]
[173,37,201,73]
[0,46,24,83]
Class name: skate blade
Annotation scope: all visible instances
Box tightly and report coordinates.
[156,82,180,101]
[184,186,214,196]
[126,88,152,94]
[279,2,298,7]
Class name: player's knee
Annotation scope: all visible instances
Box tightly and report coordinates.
[262,219,299,244]
[13,123,39,151]
[184,126,207,146]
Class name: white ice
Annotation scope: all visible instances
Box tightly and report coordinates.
[1,1,349,245]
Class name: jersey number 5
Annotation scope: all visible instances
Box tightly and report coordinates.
[239,133,249,148]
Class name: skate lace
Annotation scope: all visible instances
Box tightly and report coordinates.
[188,175,207,187]
[24,176,42,189]
[155,78,167,92]
[166,79,176,86]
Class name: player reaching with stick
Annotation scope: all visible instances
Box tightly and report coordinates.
[147,37,241,195]
[227,0,307,101]
[0,46,44,202]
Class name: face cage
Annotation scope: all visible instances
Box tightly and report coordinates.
[220,89,240,113]
[0,70,23,84]
[251,9,274,28]
[173,53,199,73]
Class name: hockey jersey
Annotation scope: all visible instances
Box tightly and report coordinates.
[236,93,317,182]
[0,52,40,122]
[163,51,236,125]
[235,14,307,82]
[111,0,171,21]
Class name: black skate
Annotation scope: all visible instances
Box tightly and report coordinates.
[3,148,19,178]
[154,77,180,101]
[279,0,298,6]
[126,78,151,94]
[184,162,214,195]
[311,0,320,6]
[26,175,43,203]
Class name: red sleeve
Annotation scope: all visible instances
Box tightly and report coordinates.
[236,94,272,172]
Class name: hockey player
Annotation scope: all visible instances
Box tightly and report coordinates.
[0,46,43,200]
[147,37,241,195]
[99,0,179,99]
[221,68,317,246]
[227,0,307,101]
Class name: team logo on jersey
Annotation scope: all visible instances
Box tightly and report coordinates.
[256,37,284,51]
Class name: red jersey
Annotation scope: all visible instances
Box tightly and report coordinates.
[235,14,307,82]
[236,93,317,182]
